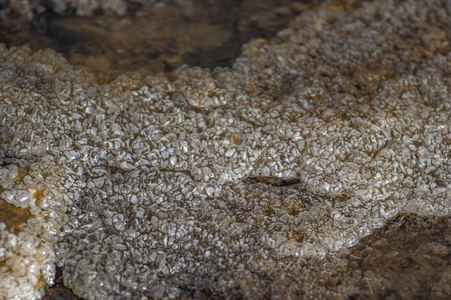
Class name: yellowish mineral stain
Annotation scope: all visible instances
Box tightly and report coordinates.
[0,198,32,235]
[0,163,47,235]
[13,167,28,182]
[32,188,46,208]
[34,274,47,291]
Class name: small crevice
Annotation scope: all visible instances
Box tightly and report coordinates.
[244,176,301,186]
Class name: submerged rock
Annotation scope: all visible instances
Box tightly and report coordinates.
[0,0,450,299]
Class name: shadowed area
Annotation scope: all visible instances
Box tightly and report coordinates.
[0,0,318,80]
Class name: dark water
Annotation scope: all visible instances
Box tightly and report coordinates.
[0,0,318,81]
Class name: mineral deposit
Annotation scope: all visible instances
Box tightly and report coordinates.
[0,0,450,299]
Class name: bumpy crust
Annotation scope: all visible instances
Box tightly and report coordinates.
[0,0,450,299]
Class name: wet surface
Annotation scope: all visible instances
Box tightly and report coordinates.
[42,267,80,300]
[0,2,318,298]
[0,198,32,235]
[347,215,450,300]
[42,215,450,300]
[0,0,450,299]
[0,0,317,81]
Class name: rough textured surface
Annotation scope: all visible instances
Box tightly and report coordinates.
[0,0,450,299]
[42,215,451,300]
[0,0,128,18]
[346,215,450,300]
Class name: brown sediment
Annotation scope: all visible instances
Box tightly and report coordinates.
[14,167,28,182]
[0,198,32,235]
[34,274,47,291]
[346,215,451,299]
[0,0,319,82]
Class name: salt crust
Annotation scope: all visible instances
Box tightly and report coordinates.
[0,0,450,299]
[0,0,127,19]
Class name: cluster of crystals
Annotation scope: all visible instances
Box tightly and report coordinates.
[0,46,89,299]
[175,67,230,109]
[0,0,130,18]
[0,0,184,19]
[0,159,66,300]
[51,0,128,16]
[0,0,450,299]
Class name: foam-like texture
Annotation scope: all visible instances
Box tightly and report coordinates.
[0,0,450,299]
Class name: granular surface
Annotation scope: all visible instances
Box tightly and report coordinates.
[0,0,450,299]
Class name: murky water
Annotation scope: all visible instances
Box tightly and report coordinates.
[0,0,318,80]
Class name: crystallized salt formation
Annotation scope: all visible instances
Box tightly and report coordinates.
[0,0,128,18]
[1,0,450,299]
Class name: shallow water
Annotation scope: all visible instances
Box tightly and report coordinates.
[0,0,317,79]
